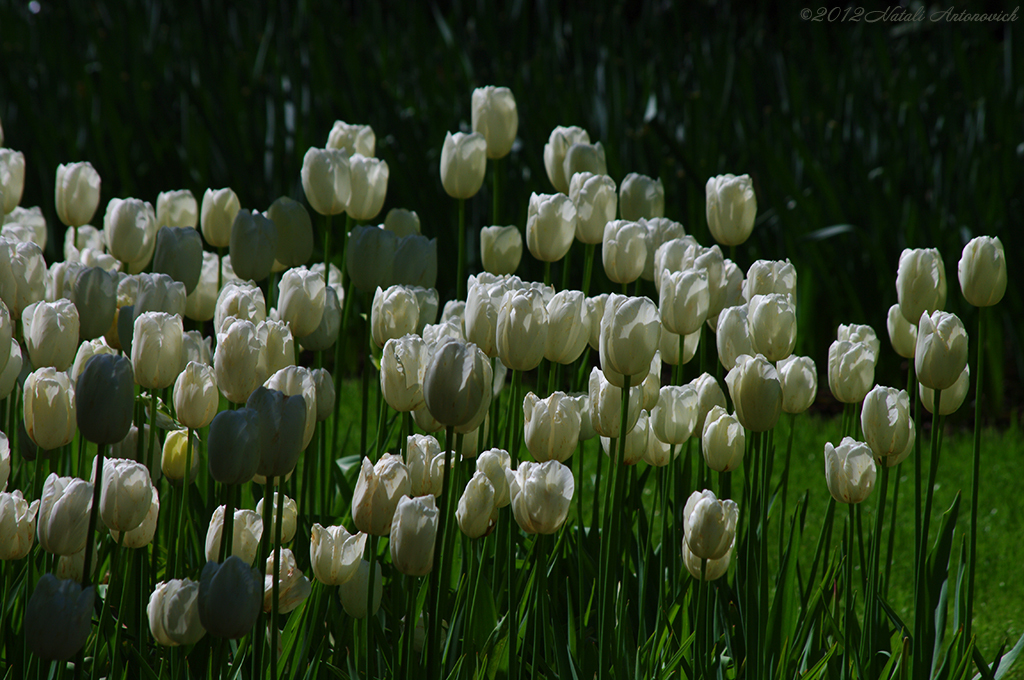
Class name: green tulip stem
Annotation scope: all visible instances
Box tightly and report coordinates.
[965,307,985,648]
[560,243,573,292]
[221,482,235,563]
[361,302,371,459]
[505,370,521,466]
[173,428,194,575]
[323,214,332,282]
[403,574,418,679]
[81,441,104,590]
[777,414,796,551]
[457,198,467,301]
[914,387,942,671]
[491,158,501,225]
[883,462,901,597]
[341,213,353,285]
[429,425,455,679]
[575,440,586,629]
[581,243,596,297]
[919,389,943,569]
[253,477,275,680]
[272,480,285,680]
[845,501,855,679]
[544,261,552,289]
[863,461,890,672]
[364,534,378,680]
[147,389,158,482]
[217,246,225,293]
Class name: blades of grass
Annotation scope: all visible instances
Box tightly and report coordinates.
[927,492,962,678]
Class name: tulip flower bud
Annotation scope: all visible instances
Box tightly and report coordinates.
[47,260,84,303]
[25,574,94,661]
[327,120,375,156]
[523,391,582,463]
[507,460,574,534]
[544,289,590,365]
[310,368,335,421]
[828,340,876,404]
[230,209,278,282]
[257,319,295,377]
[601,219,647,285]
[390,495,439,576]
[301,147,352,216]
[682,535,732,581]
[496,288,548,372]
[156,189,198,228]
[198,556,263,639]
[180,329,211,366]
[651,384,699,446]
[920,365,969,416]
[214,318,269,404]
[76,353,135,445]
[886,304,918,359]
[440,131,487,200]
[957,236,1006,307]
[745,259,795,303]
[207,408,261,484]
[600,295,660,386]
[278,266,326,339]
[0,239,46,319]
[22,299,79,371]
[660,269,710,337]
[266,196,315,269]
[310,523,366,585]
[214,281,267,333]
[457,471,496,538]
[465,277,509,358]
[896,248,947,325]
[37,474,92,555]
[379,209,421,238]
[109,487,160,548]
[705,174,756,246]
[588,367,641,439]
[344,154,389,221]
[200,187,240,247]
[4,208,46,248]
[915,310,969,391]
[352,454,412,536]
[132,311,184,390]
[338,559,383,618]
[472,86,518,159]
[776,355,817,414]
[93,457,155,533]
[747,293,796,363]
[105,197,156,264]
[161,429,201,484]
[256,492,297,544]
[569,171,617,244]
[480,225,522,276]
[173,361,219,430]
[152,226,203,294]
[0,149,25,214]
[702,406,745,472]
[380,335,428,413]
[72,266,118,341]
[860,385,915,464]
[600,409,650,465]
[246,386,307,477]
[543,126,590,194]
[639,218,686,281]
[205,507,263,564]
[346,225,398,294]
[263,548,312,613]
[391,233,437,288]
[684,489,738,560]
[148,579,206,646]
[24,368,76,451]
[371,285,419,349]
[690,372,727,435]
[824,437,876,504]
[714,305,752,373]
[133,272,187,321]
[476,448,512,511]
[618,172,664,221]
[0,489,39,559]
[526,192,577,263]
[55,162,101,227]
[562,141,607,186]
[837,324,880,364]
[0,338,21,401]
[298,285,342,352]
[423,339,492,428]
[63,224,103,262]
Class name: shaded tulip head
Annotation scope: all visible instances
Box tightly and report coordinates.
[207,407,262,485]
[958,236,1006,307]
[725,354,782,432]
[76,353,135,444]
[705,174,756,246]
[230,210,278,282]
[691,373,727,436]
[338,559,383,619]
[198,556,263,639]
[440,131,487,199]
[526,192,577,263]
[702,406,745,472]
[683,489,738,560]
[72,266,118,341]
[599,409,650,466]
[777,355,817,414]
[55,162,101,228]
[472,86,518,159]
[618,172,664,221]
[162,429,201,484]
[423,339,492,428]
[920,365,969,416]
[896,248,947,324]
[915,310,969,391]
[298,284,342,352]
[390,495,439,576]
[247,386,307,477]
[715,304,752,372]
[480,225,522,276]
[887,303,918,359]
[147,579,206,647]
[346,225,397,294]
[25,574,94,661]
[824,437,876,504]
[384,208,421,237]
[562,141,607,186]
[200,187,240,248]
[0,238,46,319]
[0,149,25,214]
[588,367,641,439]
[544,126,590,194]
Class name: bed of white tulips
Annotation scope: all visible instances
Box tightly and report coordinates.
[0,87,1016,680]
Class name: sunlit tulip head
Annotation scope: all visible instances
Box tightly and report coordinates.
[747,294,797,363]
[544,289,591,365]
[896,248,947,325]
[588,367,642,439]
[523,391,582,463]
[915,310,969,391]
[55,162,101,228]
[458,471,496,538]
[24,367,77,451]
[0,149,25,214]
[64,224,103,262]
[827,340,876,404]
[691,372,727,435]
[619,173,665,222]
[277,266,326,339]
[602,220,647,285]
[0,489,39,559]
[506,460,575,534]
[346,154,389,221]
[298,285,341,352]
[93,457,155,534]
[352,454,412,536]
[600,409,650,466]
[705,174,756,247]
[600,295,660,386]
[496,288,549,372]
[660,268,710,337]
[702,406,745,472]
[37,473,92,555]
[205,507,263,564]
[198,556,263,639]
[824,437,876,504]
[255,492,298,544]
[173,361,219,430]
[887,304,917,359]
[0,238,46,319]
[861,386,914,462]
[22,299,79,371]
[200,187,240,248]
[465,276,510,358]
[683,489,738,561]
[147,579,206,647]
[526,192,577,263]
[132,311,184,390]
[390,495,439,576]
[214,281,267,334]
[155,189,197,229]
[777,355,817,414]
[651,384,699,446]
[562,141,607,187]
[0,336,20,401]
[440,131,487,200]
[544,126,590,194]
[725,354,782,433]
[958,236,1006,307]
[744,259,796,304]
[105,197,157,265]
[480,225,522,276]
[380,335,428,413]
[25,574,94,661]
[326,120,375,157]
[472,86,518,159]
[310,523,366,586]
[569,171,617,244]
[837,324,880,364]
[214,318,268,404]
[301,147,352,216]
[640,218,686,281]
[371,285,419,349]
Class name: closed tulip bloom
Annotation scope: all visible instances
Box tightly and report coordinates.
[651,237,696,295]
[471,86,518,158]
[476,448,512,510]
[828,340,876,404]
[25,574,94,661]
[277,266,325,339]
[372,285,419,348]
[326,120,375,156]
[0,432,8,491]
[705,174,756,247]
[915,310,969,391]
[0,490,39,559]
[134,272,187,320]
[384,208,421,237]
[496,288,548,372]
[725,354,782,433]
[457,471,496,538]
[301,147,352,216]
[562,141,607,186]
[544,126,590,194]
[837,324,880,364]
[618,173,665,221]
[352,454,412,536]
[152,227,203,294]
[887,304,918,359]
[310,523,366,585]
[207,408,261,485]
[641,352,662,411]
[824,437,876,504]
[682,535,732,581]
[173,361,219,429]
[601,220,647,284]
[94,457,154,533]
[860,386,915,463]
[230,209,278,282]
[22,299,79,371]
[683,490,738,560]
[639,218,687,282]
[76,353,135,445]
[588,367,641,438]
[198,556,263,639]
[600,295,661,386]
[156,189,197,228]
[405,434,444,497]
[256,492,297,544]
[660,268,710,337]
[523,391,582,463]
[4,208,46,248]
[298,285,342,352]
[47,260,84,303]
[712,259,747,331]
[24,368,76,451]
[569,172,617,244]
[545,289,591,365]
[600,409,650,465]
[37,474,92,555]
[200,187,240,248]
[215,318,268,404]
[702,406,745,472]
[692,244,727,319]
[651,384,699,445]
[920,365,969,416]
[148,579,206,646]
[247,385,307,477]
[896,248,947,324]
[381,335,428,413]
[777,355,817,414]
[748,293,797,362]
[440,131,487,199]
[71,266,117,341]
[345,154,389,221]
[526,192,577,263]
[744,259,796,303]
[346,225,398,294]
[421,338,492,427]
[390,495,439,576]
[0,338,22,401]
[205,507,264,563]
[422,319,465,348]
[161,429,201,484]
[255,319,292,377]
[958,236,1006,307]
[214,281,266,334]
[105,197,156,264]
[109,487,160,548]
[0,239,46,319]
[0,150,25,214]
[132,312,184,390]
[265,366,316,451]
[338,559,383,619]
[714,305,752,372]
[392,233,438,288]
[63,224,104,262]
[0,301,9,376]
[263,548,312,613]
[691,372,727,435]
[465,276,509,358]
[480,225,522,276]
[55,162,101,227]
[506,460,574,534]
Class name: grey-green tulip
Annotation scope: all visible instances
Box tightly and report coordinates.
[198,556,263,639]
[153,226,203,294]
[207,408,261,485]
[76,354,135,445]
